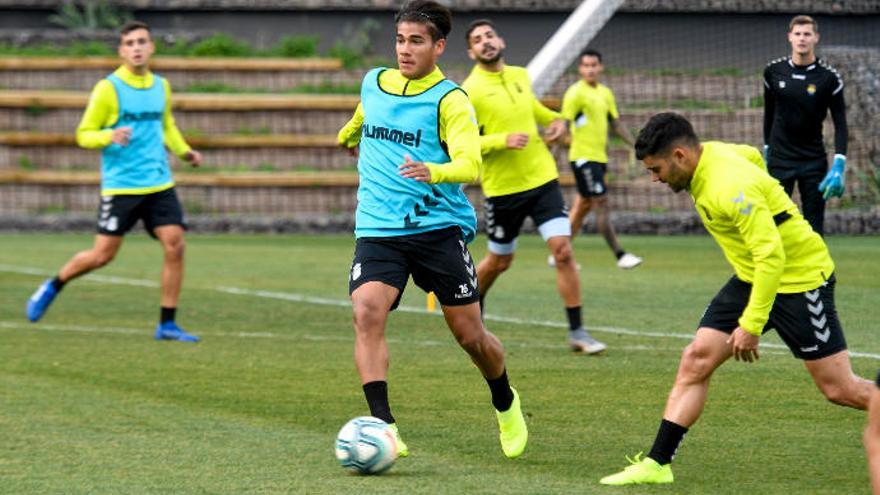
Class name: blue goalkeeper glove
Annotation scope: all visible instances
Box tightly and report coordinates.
[818,154,846,200]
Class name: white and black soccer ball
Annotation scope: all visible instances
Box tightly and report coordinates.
[334,416,398,474]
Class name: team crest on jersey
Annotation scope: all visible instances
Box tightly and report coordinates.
[806,83,817,95]
[778,81,786,88]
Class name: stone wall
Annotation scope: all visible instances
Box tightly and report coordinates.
[823,46,880,207]
[1,0,878,13]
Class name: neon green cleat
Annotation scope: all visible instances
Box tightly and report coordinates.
[599,453,673,485]
[496,387,528,458]
[388,423,409,458]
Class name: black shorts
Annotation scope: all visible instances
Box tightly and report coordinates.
[699,274,846,360]
[484,179,569,253]
[348,226,479,311]
[570,160,608,197]
[767,156,827,182]
[97,188,186,237]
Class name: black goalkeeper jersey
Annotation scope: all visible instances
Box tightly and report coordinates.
[763,56,847,168]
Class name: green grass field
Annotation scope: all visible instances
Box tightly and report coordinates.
[1,233,878,494]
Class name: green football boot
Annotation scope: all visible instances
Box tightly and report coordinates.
[599,453,673,485]
[496,387,528,458]
[388,423,409,458]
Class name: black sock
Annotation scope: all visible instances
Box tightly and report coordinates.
[485,369,514,412]
[565,306,582,331]
[51,276,65,291]
[160,306,176,324]
[647,419,689,465]
[363,381,395,424]
[614,249,625,260]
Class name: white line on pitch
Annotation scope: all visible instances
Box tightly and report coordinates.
[0,320,796,358]
[3,264,879,360]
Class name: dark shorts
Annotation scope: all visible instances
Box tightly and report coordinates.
[767,156,827,182]
[97,187,186,237]
[484,179,569,253]
[349,226,479,311]
[570,160,608,197]
[699,274,846,360]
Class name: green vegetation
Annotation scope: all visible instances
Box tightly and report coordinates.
[49,0,131,33]
[328,18,382,68]
[621,98,736,113]
[189,33,253,57]
[24,104,49,117]
[272,35,320,58]
[234,124,272,136]
[0,41,114,57]
[182,80,360,95]
[17,156,36,171]
[0,34,329,60]
[606,66,758,77]
[0,235,877,493]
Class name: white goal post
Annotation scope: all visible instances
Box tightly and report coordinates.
[526,0,625,97]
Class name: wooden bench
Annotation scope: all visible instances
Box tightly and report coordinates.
[0,170,578,187]
[0,56,343,71]
[0,90,560,111]
[0,132,339,148]
[0,170,360,187]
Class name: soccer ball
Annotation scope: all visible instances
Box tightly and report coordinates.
[334,416,398,474]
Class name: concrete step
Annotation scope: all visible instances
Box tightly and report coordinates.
[0,91,765,143]
[0,59,761,106]
[0,170,694,215]
[0,56,349,93]
[0,131,643,173]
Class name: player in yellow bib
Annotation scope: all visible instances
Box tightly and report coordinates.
[600,113,872,486]
[559,49,641,269]
[463,19,605,354]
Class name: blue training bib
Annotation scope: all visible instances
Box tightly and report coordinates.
[101,73,173,193]
[355,68,477,242]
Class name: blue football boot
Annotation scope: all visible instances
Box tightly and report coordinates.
[154,321,200,342]
[26,278,59,322]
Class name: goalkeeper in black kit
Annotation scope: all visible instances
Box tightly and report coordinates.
[763,15,847,236]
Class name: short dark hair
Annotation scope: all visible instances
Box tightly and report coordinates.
[579,48,602,63]
[119,20,150,37]
[395,0,452,41]
[789,14,818,33]
[634,112,700,160]
[465,19,496,45]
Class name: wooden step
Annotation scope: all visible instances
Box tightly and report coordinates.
[0,90,360,110]
[0,132,339,148]
[0,171,694,215]
[0,170,360,186]
[0,56,343,71]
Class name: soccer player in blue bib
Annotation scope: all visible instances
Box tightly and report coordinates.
[25,21,202,342]
[337,0,527,459]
